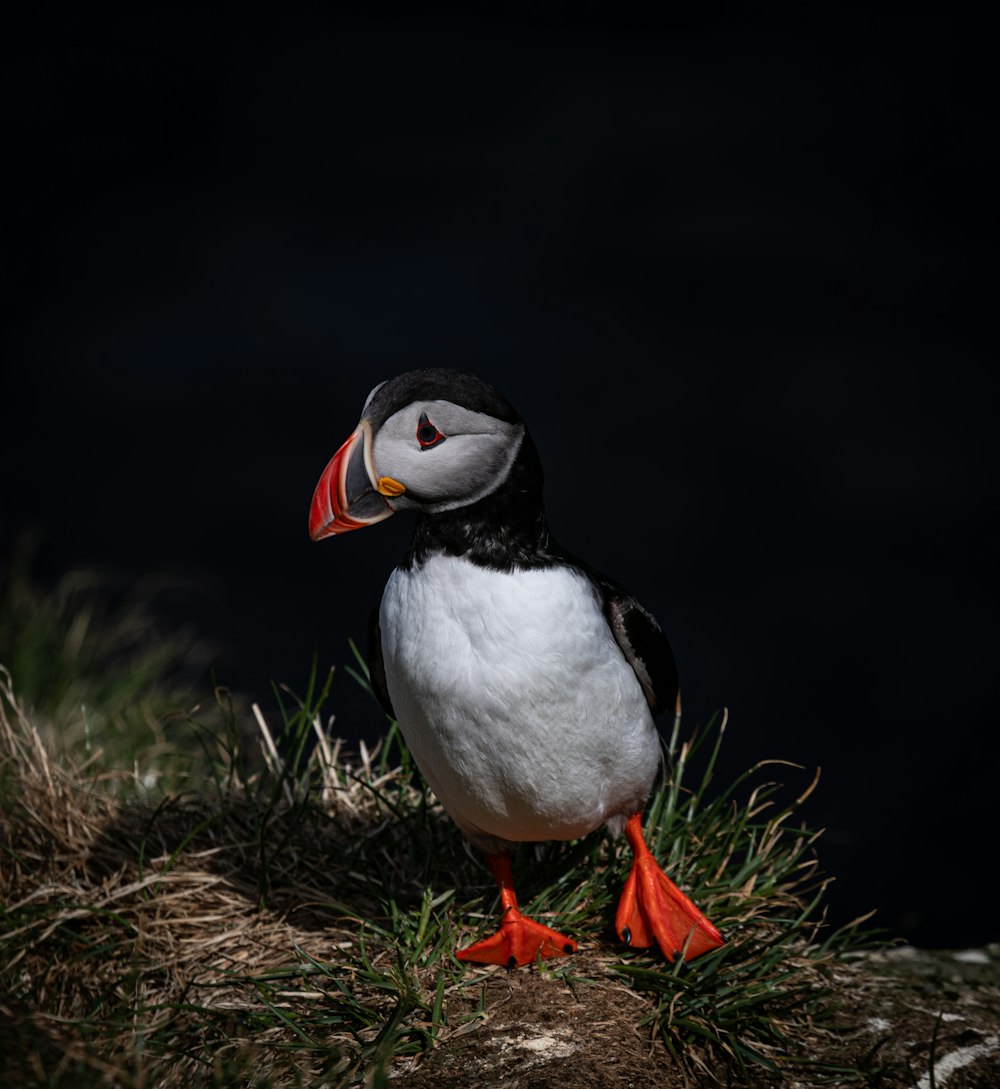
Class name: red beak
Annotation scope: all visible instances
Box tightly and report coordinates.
[308,423,395,540]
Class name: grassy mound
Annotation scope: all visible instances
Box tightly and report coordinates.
[0,647,871,1088]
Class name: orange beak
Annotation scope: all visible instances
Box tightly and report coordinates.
[308,422,396,540]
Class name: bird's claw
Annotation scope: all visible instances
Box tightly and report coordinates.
[456,905,577,967]
[615,850,724,961]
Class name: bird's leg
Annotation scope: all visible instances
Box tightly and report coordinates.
[456,853,578,968]
[615,813,725,961]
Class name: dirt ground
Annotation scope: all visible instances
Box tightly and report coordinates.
[394,945,1000,1089]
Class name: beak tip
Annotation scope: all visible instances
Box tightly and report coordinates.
[309,522,335,542]
[308,484,334,541]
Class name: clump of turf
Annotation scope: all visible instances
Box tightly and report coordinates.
[1,639,872,1088]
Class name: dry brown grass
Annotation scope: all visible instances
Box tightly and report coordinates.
[1,667,493,1086]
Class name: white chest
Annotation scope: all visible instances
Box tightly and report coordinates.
[378,554,660,846]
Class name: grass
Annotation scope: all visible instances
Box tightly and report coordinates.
[0,560,879,1087]
[0,534,206,781]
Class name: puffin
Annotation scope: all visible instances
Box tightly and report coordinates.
[308,369,724,967]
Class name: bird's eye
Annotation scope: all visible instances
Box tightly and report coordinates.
[416,413,446,449]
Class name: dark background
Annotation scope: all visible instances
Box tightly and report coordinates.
[2,7,996,948]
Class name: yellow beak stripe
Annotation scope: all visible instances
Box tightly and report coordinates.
[377,476,406,497]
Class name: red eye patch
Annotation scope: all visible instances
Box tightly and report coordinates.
[416,413,446,449]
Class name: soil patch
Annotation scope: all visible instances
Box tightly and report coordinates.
[396,946,1000,1089]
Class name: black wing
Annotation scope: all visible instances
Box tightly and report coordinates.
[567,557,679,718]
[367,598,396,719]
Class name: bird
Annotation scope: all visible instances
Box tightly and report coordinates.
[308,369,724,967]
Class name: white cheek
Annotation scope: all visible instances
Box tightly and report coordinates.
[374,429,524,510]
[410,436,508,495]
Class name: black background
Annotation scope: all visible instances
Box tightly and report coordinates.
[2,6,996,949]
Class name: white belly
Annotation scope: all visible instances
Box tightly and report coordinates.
[379,554,660,847]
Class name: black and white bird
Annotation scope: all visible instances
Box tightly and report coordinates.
[309,370,723,967]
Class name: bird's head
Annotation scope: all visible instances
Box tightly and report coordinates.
[308,369,528,541]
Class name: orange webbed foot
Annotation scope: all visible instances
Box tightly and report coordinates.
[615,813,724,962]
[457,905,577,967]
[457,852,577,968]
